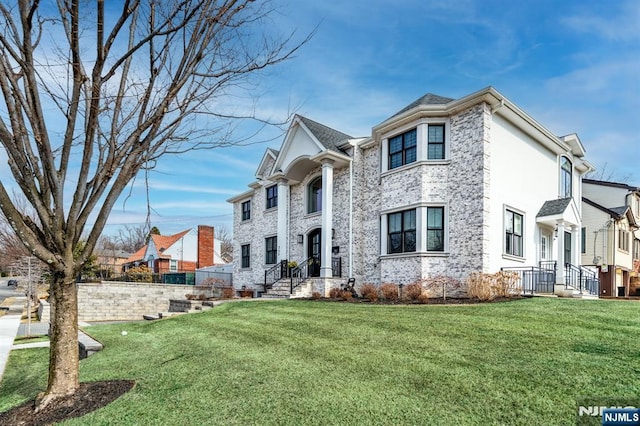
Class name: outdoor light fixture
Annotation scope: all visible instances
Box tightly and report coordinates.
[297,234,304,244]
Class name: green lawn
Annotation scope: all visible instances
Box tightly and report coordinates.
[1,298,639,425]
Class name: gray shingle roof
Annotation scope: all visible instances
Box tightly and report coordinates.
[391,93,455,118]
[298,115,352,152]
[610,206,628,216]
[536,198,572,217]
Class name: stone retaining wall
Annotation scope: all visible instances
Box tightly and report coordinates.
[77,281,198,321]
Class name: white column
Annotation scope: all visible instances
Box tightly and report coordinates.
[417,207,426,252]
[556,221,566,285]
[277,178,289,262]
[320,159,334,278]
[571,225,580,266]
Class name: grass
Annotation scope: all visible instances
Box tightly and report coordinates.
[1,298,639,425]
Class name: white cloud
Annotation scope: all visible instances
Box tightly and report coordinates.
[562,0,640,41]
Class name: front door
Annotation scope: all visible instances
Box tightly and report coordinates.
[308,228,321,277]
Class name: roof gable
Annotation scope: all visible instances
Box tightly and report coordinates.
[271,115,351,178]
[255,148,279,179]
[148,229,191,258]
[537,198,573,217]
[297,116,352,151]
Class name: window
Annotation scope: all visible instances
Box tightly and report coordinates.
[618,230,629,252]
[540,235,547,260]
[265,236,277,264]
[634,238,640,260]
[169,259,178,272]
[266,185,278,209]
[241,200,251,221]
[581,227,586,254]
[241,244,250,268]
[388,209,416,253]
[505,209,523,257]
[426,206,445,251]
[427,124,445,160]
[560,157,572,198]
[388,129,417,170]
[308,177,322,213]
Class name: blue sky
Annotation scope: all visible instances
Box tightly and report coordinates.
[4,0,639,238]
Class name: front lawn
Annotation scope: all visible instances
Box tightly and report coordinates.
[1,297,639,425]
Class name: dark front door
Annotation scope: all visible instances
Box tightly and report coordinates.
[308,229,321,277]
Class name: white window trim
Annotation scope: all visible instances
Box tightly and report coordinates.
[240,243,251,270]
[305,173,323,215]
[380,203,449,256]
[503,204,525,260]
[240,199,252,222]
[380,119,451,174]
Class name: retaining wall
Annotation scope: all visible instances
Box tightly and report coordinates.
[77,281,198,321]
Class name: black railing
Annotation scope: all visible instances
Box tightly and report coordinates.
[564,263,599,295]
[264,260,287,291]
[290,256,318,293]
[501,265,556,295]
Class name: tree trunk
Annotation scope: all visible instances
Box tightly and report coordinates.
[36,275,80,410]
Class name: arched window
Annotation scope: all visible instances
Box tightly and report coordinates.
[307,176,322,213]
[560,157,572,198]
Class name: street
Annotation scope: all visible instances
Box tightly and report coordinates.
[0,279,21,305]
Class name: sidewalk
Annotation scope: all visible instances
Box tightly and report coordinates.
[0,296,27,380]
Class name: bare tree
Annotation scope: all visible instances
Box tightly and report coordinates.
[215,224,233,262]
[116,224,150,253]
[0,0,307,408]
[0,211,29,272]
[586,162,632,183]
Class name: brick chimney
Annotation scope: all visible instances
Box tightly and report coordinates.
[197,225,215,268]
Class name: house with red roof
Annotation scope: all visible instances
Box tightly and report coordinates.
[122,225,223,275]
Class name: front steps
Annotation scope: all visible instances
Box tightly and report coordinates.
[263,279,314,299]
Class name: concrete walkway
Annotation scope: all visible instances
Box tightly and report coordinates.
[0,296,27,380]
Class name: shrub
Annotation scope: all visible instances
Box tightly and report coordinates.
[185,294,196,300]
[494,271,521,297]
[423,275,463,300]
[417,292,431,304]
[221,287,235,299]
[311,292,321,300]
[404,282,423,301]
[380,283,399,301]
[125,265,153,283]
[360,283,378,302]
[329,287,341,299]
[467,271,521,301]
[340,290,353,300]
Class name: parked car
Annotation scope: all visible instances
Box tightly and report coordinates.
[7,279,18,287]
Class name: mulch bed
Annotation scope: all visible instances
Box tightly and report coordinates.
[305,296,528,304]
[0,380,135,426]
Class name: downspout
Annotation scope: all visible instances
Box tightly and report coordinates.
[349,153,353,279]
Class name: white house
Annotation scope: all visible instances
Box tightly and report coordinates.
[581,179,640,297]
[228,87,598,297]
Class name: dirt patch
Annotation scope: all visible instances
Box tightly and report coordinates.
[0,380,135,426]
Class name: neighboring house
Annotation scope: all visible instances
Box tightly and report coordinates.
[581,179,640,297]
[228,87,597,297]
[122,225,224,277]
[94,249,131,278]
